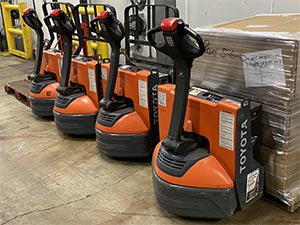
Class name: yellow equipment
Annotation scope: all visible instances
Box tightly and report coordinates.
[1,2,32,59]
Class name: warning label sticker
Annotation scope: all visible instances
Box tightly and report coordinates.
[246,169,260,203]
[58,58,63,77]
[88,69,96,92]
[101,68,107,79]
[158,91,166,107]
[219,111,234,151]
[138,80,148,108]
[189,88,202,97]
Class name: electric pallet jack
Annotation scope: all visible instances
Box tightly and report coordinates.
[148,18,264,218]
[92,10,173,158]
[91,4,179,158]
[47,4,113,135]
[22,8,61,117]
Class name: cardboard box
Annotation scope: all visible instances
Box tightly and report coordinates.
[191,14,300,211]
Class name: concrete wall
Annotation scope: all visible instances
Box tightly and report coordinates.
[19,0,300,29]
[1,0,298,49]
[176,0,300,28]
[272,0,300,13]
[15,0,130,47]
[91,0,131,23]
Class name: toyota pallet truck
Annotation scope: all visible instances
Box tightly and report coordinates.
[47,3,113,135]
[22,8,61,117]
[92,9,173,158]
[148,18,264,218]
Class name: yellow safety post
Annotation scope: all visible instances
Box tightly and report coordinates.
[61,4,73,17]
[60,4,108,58]
[77,5,108,58]
[78,6,96,15]
[1,2,32,59]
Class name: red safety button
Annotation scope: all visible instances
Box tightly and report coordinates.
[97,11,109,20]
[23,8,32,15]
[161,18,178,32]
[50,9,61,17]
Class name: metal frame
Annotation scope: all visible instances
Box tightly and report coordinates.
[74,3,116,58]
[42,2,84,56]
[124,4,179,71]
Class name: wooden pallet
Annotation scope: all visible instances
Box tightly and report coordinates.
[4,79,31,107]
[264,192,300,213]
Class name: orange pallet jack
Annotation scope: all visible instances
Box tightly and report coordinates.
[92,9,176,158]
[148,18,264,218]
[46,3,113,135]
[22,8,62,117]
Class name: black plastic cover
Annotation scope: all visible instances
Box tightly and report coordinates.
[96,129,152,158]
[97,107,134,127]
[157,142,209,177]
[54,92,85,109]
[152,170,237,218]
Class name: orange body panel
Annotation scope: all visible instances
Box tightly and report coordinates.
[101,63,153,130]
[73,58,99,107]
[30,82,59,98]
[68,56,100,108]
[40,50,61,81]
[96,111,149,134]
[158,84,240,181]
[31,50,61,99]
[54,95,98,114]
[153,142,234,188]
[54,55,101,114]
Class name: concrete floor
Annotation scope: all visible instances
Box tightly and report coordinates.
[0,55,299,225]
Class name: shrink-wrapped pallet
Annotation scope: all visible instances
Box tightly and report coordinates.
[191,14,300,211]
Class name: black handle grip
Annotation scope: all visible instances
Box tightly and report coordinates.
[90,11,125,110]
[22,8,43,30]
[91,11,125,49]
[43,15,53,30]
[49,9,75,88]
[182,26,205,57]
[147,18,205,66]
[148,18,206,149]
[147,26,162,50]
[49,9,76,35]
[22,8,44,77]
[42,2,83,56]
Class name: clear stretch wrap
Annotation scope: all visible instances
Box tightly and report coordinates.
[191,14,300,212]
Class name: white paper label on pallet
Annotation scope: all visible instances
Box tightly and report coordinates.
[88,69,96,92]
[246,169,260,203]
[138,80,148,108]
[158,91,167,107]
[219,111,234,151]
[242,48,286,87]
[101,68,107,80]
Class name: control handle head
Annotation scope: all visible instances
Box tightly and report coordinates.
[22,8,43,30]
[90,11,125,49]
[147,18,205,66]
[47,9,76,36]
